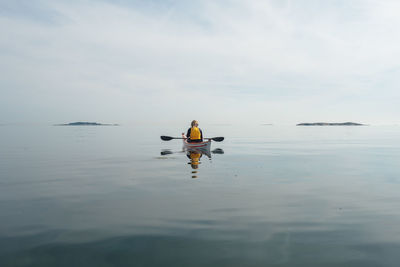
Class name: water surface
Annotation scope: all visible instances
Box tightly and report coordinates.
[1,124,400,266]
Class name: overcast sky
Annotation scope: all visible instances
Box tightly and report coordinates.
[1,0,400,125]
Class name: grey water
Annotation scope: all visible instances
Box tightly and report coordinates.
[1,124,400,267]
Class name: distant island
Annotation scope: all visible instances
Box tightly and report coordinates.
[55,122,119,126]
[297,122,366,126]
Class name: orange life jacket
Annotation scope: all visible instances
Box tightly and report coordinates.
[190,152,201,165]
[190,127,201,140]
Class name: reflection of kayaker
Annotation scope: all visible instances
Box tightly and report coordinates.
[187,150,202,169]
[159,147,225,178]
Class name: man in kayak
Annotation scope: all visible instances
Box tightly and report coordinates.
[185,120,203,143]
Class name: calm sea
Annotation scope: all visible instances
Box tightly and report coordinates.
[1,124,400,267]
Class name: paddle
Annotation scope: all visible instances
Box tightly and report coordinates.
[206,137,224,142]
[160,148,224,156]
[160,136,224,142]
[160,136,185,141]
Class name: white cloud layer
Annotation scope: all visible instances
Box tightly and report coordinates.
[1,0,400,124]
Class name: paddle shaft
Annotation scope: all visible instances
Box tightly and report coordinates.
[160,136,224,142]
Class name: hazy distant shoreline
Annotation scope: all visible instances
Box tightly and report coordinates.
[297,122,366,126]
[55,122,119,126]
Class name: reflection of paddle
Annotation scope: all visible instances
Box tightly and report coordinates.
[212,148,224,154]
[161,136,224,142]
[160,150,173,155]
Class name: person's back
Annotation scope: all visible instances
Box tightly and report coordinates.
[186,120,203,143]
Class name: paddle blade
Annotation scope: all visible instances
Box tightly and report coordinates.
[160,136,173,141]
[211,137,224,142]
[212,148,224,154]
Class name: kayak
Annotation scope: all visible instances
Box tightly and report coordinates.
[183,139,211,150]
[182,137,211,150]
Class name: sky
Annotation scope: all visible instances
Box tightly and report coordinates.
[1,0,400,125]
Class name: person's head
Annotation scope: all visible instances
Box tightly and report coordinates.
[191,120,199,127]
[191,164,199,169]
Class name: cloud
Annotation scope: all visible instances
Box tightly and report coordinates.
[1,0,400,124]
